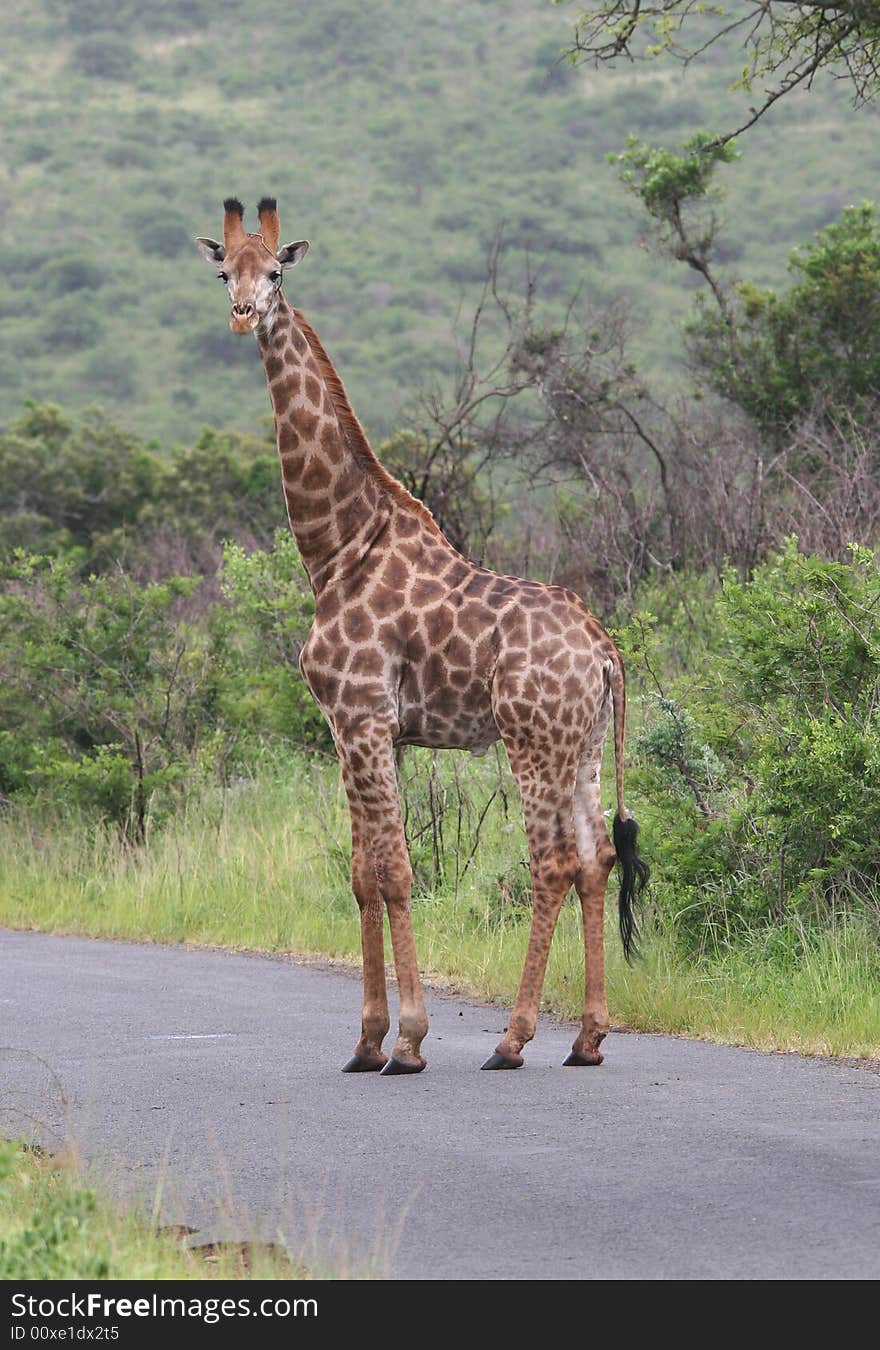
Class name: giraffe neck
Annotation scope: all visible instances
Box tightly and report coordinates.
[256,296,391,592]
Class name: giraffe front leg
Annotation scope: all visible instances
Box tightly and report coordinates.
[340,731,428,1076]
[340,801,390,1073]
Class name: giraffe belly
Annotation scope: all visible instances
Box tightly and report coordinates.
[395,692,500,754]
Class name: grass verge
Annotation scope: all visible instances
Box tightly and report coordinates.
[0,1140,308,1280]
[0,759,877,1060]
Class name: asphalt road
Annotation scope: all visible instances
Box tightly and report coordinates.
[2,929,878,1280]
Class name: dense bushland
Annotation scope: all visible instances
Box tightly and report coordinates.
[1,0,879,443]
[1,145,879,1035]
[624,544,880,942]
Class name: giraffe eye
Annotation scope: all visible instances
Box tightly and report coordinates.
[218,272,229,283]
[269,270,281,283]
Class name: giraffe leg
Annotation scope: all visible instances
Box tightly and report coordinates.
[565,746,615,1067]
[380,886,429,1075]
[482,740,580,1070]
[340,799,390,1073]
[339,731,429,1076]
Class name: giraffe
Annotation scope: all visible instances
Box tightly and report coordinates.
[195,197,648,1075]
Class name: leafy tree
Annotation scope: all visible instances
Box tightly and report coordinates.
[0,530,334,830]
[0,408,287,568]
[0,554,221,837]
[562,1,880,141]
[141,426,283,549]
[219,531,332,752]
[630,540,880,934]
[613,138,880,441]
[611,132,740,321]
[723,541,880,906]
[0,404,161,562]
[689,203,880,437]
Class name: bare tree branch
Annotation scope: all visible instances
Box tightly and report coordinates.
[564,0,880,141]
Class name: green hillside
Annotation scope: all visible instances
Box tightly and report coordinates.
[1,0,878,444]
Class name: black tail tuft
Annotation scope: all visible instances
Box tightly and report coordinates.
[612,813,649,964]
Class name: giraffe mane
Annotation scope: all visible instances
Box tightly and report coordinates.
[292,308,444,539]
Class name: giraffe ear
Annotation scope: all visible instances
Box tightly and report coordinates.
[195,237,226,264]
[276,240,309,268]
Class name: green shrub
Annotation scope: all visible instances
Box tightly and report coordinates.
[72,35,138,81]
[43,299,103,350]
[219,531,332,752]
[127,208,190,259]
[0,404,161,561]
[141,426,282,545]
[82,347,138,400]
[628,540,880,941]
[188,322,262,367]
[48,255,105,295]
[0,1144,109,1281]
[690,203,880,436]
[0,522,335,826]
[0,554,221,835]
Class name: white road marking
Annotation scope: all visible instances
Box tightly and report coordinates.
[147,1033,235,1041]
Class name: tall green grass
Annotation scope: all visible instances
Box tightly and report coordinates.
[0,1141,313,1280]
[1,759,878,1059]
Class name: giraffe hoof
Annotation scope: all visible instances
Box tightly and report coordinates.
[341,1054,387,1073]
[562,1050,604,1067]
[379,1056,426,1076]
[480,1051,523,1070]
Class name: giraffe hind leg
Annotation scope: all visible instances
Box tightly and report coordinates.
[564,740,615,1067]
[482,734,581,1069]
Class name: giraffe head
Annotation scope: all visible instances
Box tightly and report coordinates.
[195,197,309,334]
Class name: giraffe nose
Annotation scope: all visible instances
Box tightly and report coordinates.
[231,301,255,318]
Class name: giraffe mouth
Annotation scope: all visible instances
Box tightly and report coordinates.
[229,311,259,334]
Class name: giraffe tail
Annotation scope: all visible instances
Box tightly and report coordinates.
[609,651,649,963]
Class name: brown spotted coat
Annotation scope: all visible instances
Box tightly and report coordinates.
[196,201,634,1073]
